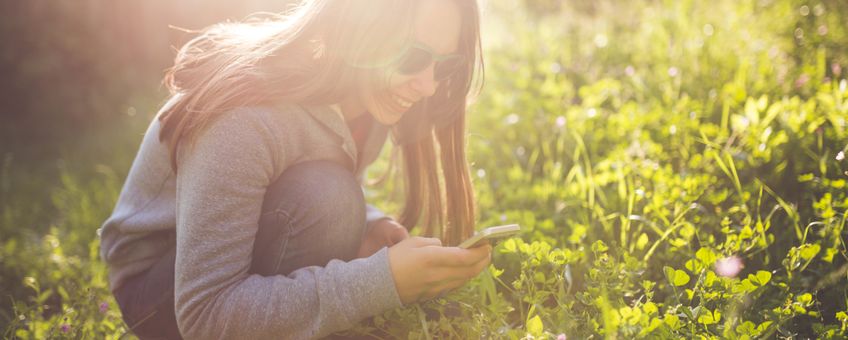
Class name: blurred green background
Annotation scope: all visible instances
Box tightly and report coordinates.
[1,0,301,148]
[2,0,847,338]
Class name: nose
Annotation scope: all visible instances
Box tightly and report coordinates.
[409,63,438,98]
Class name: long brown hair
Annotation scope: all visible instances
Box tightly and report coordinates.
[159,0,484,245]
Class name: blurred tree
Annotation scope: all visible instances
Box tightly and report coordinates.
[0,0,296,156]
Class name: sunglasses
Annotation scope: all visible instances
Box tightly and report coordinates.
[394,42,465,81]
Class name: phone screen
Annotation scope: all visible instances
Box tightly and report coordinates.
[458,224,520,248]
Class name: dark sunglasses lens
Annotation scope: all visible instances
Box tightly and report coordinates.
[434,57,464,81]
[397,47,432,74]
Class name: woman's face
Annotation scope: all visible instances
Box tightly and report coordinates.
[340,0,462,125]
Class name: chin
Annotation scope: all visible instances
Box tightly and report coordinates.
[369,108,405,126]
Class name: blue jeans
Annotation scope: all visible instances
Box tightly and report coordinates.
[114,161,368,339]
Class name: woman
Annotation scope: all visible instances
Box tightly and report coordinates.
[98,0,490,338]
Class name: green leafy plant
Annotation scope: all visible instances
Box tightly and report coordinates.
[3,0,848,338]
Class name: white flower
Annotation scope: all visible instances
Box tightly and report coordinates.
[715,256,744,277]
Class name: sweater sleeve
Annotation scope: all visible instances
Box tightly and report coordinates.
[173,108,403,339]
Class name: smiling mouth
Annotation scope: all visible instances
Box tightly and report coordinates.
[392,94,414,110]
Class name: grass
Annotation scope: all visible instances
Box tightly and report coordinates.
[3,0,848,338]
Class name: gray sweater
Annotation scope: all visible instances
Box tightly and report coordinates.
[98,97,404,339]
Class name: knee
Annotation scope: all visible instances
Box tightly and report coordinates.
[262,160,366,227]
[253,161,366,275]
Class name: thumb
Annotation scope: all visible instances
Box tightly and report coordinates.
[389,226,410,244]
[408,236,442,247]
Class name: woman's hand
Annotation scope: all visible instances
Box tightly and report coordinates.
[357,218,410,258]
[387,237,492,305]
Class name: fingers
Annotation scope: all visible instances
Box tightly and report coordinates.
[394,239,493,304]
[427,248,491,286]
[438,255,491,281]
[464,248,492,278]
[420,256,492,301]
[427,244,492,267]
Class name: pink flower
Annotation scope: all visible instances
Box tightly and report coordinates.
[668,67,679,77]
[795,74,810,88]
[715,256,744,277]
[555,116,566,128]
[557,334,567,340]
[99,302,109,313]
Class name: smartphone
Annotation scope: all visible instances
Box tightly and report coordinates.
[458,224,521,249]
